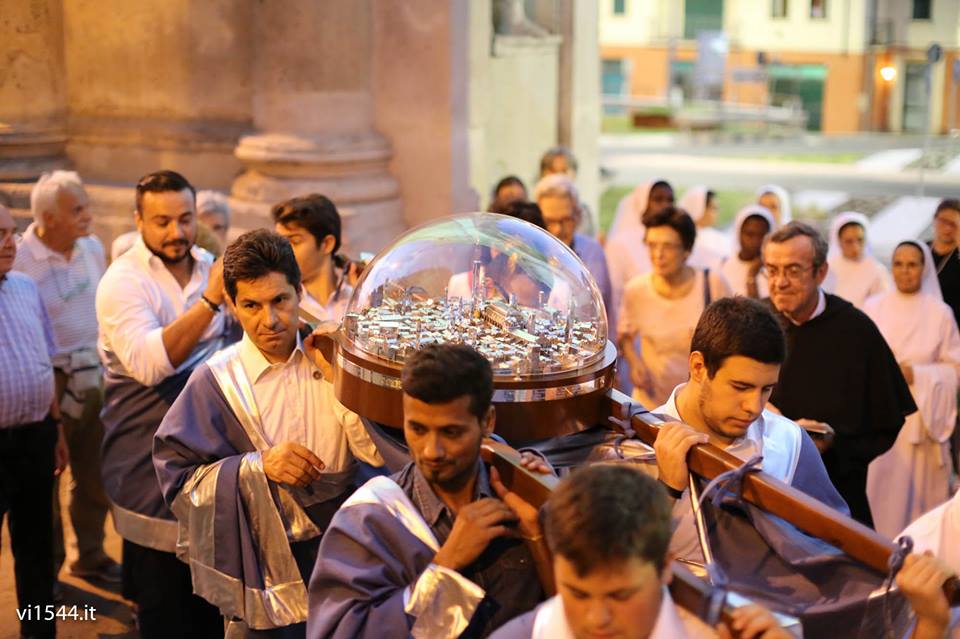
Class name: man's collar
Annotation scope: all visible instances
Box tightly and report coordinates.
[20,223,75,262]
[238,331,304,383]
[786,288,826,326]
[412,460,492,528]
[130,234,207,272]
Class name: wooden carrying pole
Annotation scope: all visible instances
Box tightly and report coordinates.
[603,389,960,605]
[480,439,738,627]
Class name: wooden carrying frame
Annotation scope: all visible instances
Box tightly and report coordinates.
[480,439,744,628]
[601,389,960,605]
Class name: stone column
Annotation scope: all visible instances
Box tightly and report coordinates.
[0,0,68,181]
[231,0,403,255]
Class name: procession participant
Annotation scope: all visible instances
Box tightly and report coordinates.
[928,199,960,327]
[306,344,551,639]
[824,211,891,310]
[14,170,117,583]
[273,194,353,324]
[755,185,792,227]
[899,491,960,638]
[491,465,791,639]
[196,189,231,248]
[763,222,915,526]
[606,180,675,315]
[649,297,847,562]
[720,205,775,299]
[488,176,528,214]
[154,229,384,637]
[618,207,730,407]
[865,241,960,538]
[0,203,69,639]
[534,173,612,316]
[678,185,726,269]
[97,170,228,638]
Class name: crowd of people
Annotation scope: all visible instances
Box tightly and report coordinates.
[1,147,959,639]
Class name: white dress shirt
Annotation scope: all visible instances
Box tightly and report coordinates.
[96,236,225,386]
[236,332,382,470]
[300,283,353,325]
[14,224,105,367]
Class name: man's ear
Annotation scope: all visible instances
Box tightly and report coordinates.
[321,234,337,256]
[482,405,496,437]
[689,351,707,384]
[134,210,143,233]
[814,261,829,286]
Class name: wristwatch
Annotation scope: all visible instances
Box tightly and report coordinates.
[200,294,221,313]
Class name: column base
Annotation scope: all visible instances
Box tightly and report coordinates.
[231,132,406,254]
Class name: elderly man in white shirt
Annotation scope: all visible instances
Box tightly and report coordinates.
[154,229,383,636]
[14,170,117,585]
[96,170,229,637]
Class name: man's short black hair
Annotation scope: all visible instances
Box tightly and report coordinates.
[271,193,342,255]
[135,170,195,213]
[401,344,493,421]
[501,200,546,229]
[767,221,828,267]
[643,205,696,251]
[223,229,302,302]
[691,297,785,377]
[935,198,960,217]
[542,465,672,575]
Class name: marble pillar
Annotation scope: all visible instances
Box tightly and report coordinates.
[231,0,403,256]
[0,0,68,181]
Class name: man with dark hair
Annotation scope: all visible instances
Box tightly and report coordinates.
[273,194,353,324]
[488,176,527,214]
[762,221,914,526]
[97,169,229,637]
[501,200,546,229]
[492,465,791,639]
[306,343,551,638]
[153,229,383,637]
[650,297,847,561]
[929,198,960,326]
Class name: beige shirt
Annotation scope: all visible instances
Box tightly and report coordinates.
[236,332,383,470]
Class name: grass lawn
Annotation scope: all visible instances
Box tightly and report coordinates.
[599,185,756,234]
[738,152,865,164]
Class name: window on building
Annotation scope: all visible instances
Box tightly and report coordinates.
[810,0,827,19]
[613,0,626,16]
[772,0,788,18]
[684,0,724,39]
[912,0,931,20]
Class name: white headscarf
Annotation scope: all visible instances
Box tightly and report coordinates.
[828,211,873,260]
[755,184,793,226]
[730,204,776,255]
[678,185,709,224]
[895,240,943,299]
[608,179,668,241]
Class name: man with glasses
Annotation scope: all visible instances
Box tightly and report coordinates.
[14,171,119,587]
[533,174,611,317]
[762,222,915,526]
[929,199,960,327]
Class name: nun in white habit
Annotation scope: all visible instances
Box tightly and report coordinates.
[824,211,892,310]
[605,179,675,322]
[755,184,793,227]
[720,205,775,298]
[678,185,726,270]
[865,240,960,539]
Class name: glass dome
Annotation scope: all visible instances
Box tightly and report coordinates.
[342,213,609,378]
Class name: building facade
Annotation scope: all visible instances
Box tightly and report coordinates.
[600,0,960,134]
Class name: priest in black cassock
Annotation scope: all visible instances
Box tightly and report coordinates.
[762,222,915,527]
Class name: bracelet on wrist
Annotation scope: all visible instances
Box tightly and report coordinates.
[522,533,544,543]
[659,480,685,499]
[200,294,221,313]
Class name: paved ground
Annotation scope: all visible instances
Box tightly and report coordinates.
[0,469,136,638]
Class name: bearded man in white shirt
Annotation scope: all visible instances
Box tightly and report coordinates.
[96,169,230,638]
[154,229,384,637]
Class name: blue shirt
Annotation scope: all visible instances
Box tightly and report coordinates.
[572,233,612,321]
[0,272,56,428]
